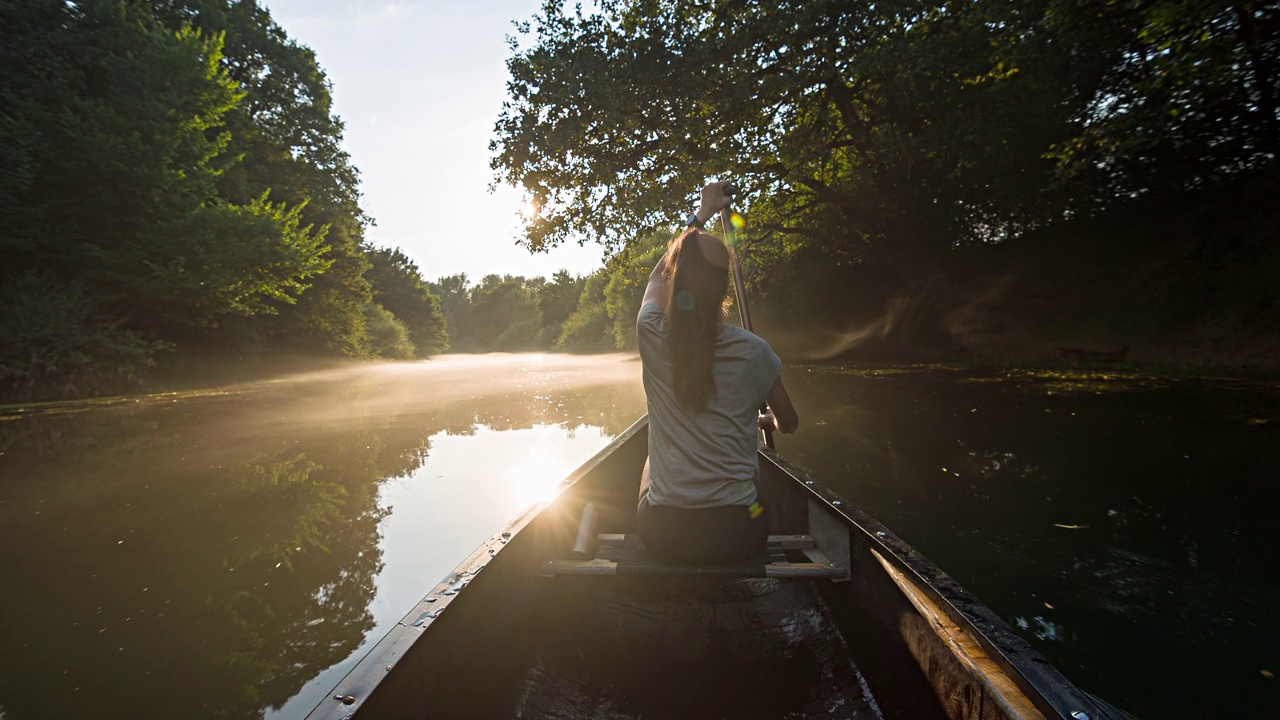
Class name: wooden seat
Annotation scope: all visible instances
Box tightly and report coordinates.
[538,533,848,579]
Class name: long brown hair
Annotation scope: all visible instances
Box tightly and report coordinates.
[664,229,730,411]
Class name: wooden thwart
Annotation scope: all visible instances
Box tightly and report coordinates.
[538,533,847,579]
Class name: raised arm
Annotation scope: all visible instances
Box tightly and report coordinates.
[640,258,667,312]
[639,180,737,317]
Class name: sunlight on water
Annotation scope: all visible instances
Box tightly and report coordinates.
[269,423,618,719]
[0,354,647,720]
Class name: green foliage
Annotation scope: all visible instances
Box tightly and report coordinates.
[0,272,168,399]
[467,275,542,351]
[141,194,333,327]
[943,168,1280,365]
[424,232,666,354]
[493,0,1280,353]
[160,0,375,356]
[553,230,670,352]
[365,246,449,356]
[602,233,668,348]
[493,1,1079,268]
[430,274,472,348]
[362,303,416,360]
[537,269,586,344]
[431,269,644,353]
[1048,0,1280,201]
[555,273,614,352]
[0,0,454,397]
[494,317,545,351]
[0,0,327,327]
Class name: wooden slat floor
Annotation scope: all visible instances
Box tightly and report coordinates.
[511,576,883,720]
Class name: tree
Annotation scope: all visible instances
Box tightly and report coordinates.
[365,246,449,356]
[555,272,614,352]
[466,275,542,351]
[430,274,473,349]
[537,270,587,344]
[602,232,668,348]
[0,272,166,398]
[151,0,375,356]
[494,2,1074,261]
[551,232,669,352]
[0,0,333,390]
[493,1,1279,351]
[363,303,416,360]
[1047,0,1280,202]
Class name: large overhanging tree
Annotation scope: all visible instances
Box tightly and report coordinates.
[492,0,1278,342]
[493,1,1098,280]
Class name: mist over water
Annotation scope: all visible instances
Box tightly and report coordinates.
[0,354,647,720]
[1,356,1275,718]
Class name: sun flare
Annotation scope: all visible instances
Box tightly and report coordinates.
[519,195,540,222]
[510,454,569,508]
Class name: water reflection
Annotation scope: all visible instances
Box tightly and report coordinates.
[0,355,646,720]
[3,359,1276,719]
[779,365,1280,719]
[1014,615,1067,643]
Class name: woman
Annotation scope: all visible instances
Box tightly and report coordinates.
[635,181,799,564]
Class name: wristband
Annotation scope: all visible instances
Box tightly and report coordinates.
[685,213,705,229]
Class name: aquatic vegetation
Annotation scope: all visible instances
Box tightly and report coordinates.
[1001,368,1169,395]
[0,388,238,420]
[798,363,962,378]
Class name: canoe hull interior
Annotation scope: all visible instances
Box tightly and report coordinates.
[307,417,1105,720]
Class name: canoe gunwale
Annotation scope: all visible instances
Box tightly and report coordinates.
[759,446,1108,720]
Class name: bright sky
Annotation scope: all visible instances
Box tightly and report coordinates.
[262,0,606,282]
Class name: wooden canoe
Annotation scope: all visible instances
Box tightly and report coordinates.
[306,416,1109,720]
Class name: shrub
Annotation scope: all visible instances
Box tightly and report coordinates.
[555,301,614,352]
[0,272,167,399]
[362,303,416,359]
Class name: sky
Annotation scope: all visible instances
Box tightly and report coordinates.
[261,0,606,282]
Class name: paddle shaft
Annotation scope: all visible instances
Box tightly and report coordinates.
[717,204,775,450]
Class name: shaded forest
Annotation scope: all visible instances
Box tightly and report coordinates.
[492,0,1280,367]
[1,0,447,400]
[430,230,668,353]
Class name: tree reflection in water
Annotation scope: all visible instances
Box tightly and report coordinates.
[0,355,646,720]
[777,365,1280,718]
[8,358,1271,718]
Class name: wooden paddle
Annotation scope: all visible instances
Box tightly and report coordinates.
[717,184,775,450]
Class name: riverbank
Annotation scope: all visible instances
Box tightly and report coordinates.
[757,170,1279,376]
[0,352,367,407]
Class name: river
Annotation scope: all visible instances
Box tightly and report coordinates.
[0,355,1275,719]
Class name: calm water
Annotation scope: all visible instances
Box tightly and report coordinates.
[780,366,1280,719]
[0,356,1276,718]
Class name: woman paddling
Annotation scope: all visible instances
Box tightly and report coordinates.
[635,180,799,564]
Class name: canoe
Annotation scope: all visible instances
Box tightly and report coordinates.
[306,416,1109,720]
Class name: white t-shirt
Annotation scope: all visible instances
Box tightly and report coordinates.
[637,302,781,508]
